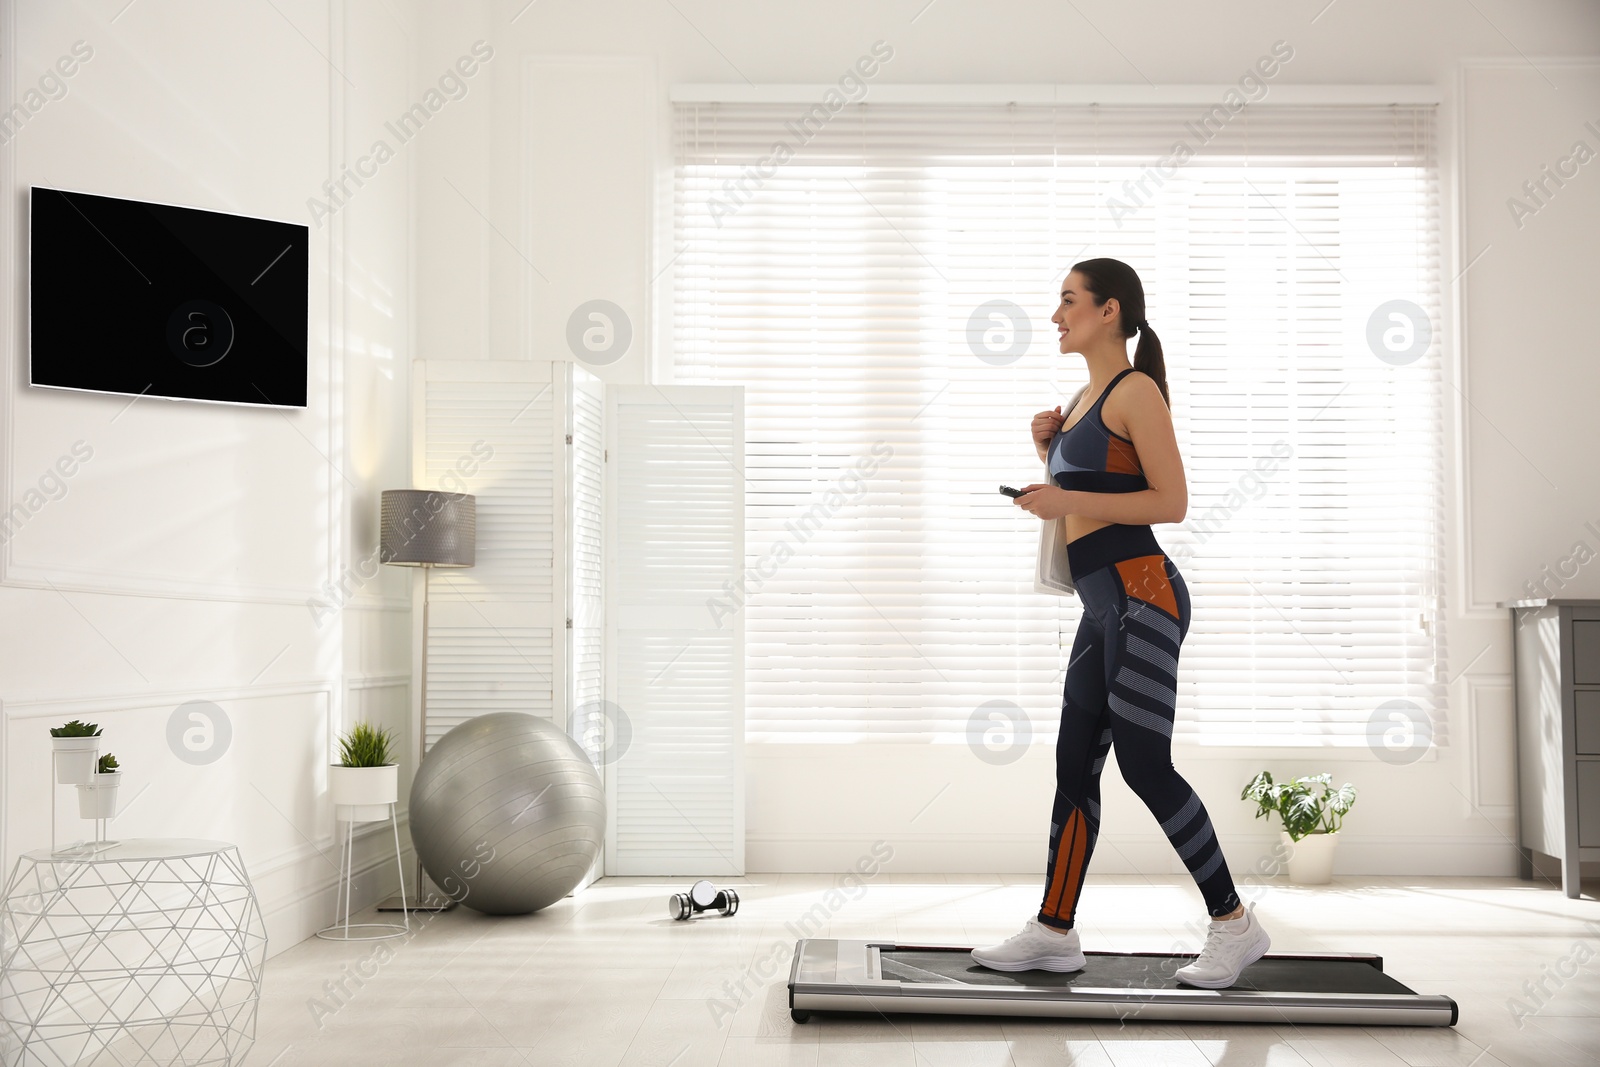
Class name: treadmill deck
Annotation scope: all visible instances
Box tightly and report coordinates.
[788,938,1457,1027]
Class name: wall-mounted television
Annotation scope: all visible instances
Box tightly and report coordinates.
[29,186,308,408]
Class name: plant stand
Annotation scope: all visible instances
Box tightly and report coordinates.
[49,745,116,858]
[315,803,410,942]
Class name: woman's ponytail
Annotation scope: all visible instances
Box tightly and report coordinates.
[1133,323,1169,410]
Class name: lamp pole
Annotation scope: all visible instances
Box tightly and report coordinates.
[374,490,476,914]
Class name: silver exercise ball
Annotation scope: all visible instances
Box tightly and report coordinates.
[409,711,604,915]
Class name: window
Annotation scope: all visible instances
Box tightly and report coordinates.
[671,99,1443,748]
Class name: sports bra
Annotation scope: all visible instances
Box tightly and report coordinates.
[1046,368,1148,493]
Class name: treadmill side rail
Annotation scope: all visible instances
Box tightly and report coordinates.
[787,938,1457,1028]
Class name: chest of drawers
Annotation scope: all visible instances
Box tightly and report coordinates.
[1508,597,1600,898]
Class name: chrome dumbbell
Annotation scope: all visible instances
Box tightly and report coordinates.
[669,879,739,920]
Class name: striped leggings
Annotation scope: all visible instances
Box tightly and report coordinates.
[1037,524,1241,930]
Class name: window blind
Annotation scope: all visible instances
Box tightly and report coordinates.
[670,100,1444,748]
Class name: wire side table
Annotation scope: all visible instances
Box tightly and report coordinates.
[0,839,267,1066]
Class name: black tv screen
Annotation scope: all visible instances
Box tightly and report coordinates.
[29,187,308,408]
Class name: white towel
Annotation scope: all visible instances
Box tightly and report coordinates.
[1032,386,1084,597]
[1034,513,1076,597]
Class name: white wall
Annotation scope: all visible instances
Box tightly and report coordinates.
[416,0,1600,879]
[1461,60,1600,604]
[0,0,419,956]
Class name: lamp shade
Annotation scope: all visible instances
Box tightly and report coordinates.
[380,490,476,567]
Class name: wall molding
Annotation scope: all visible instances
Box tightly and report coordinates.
[1467,673,1516,818]
[2,562,330,607]
[345,672,409,692]
[347,594,411,613]
[2,677,339,719]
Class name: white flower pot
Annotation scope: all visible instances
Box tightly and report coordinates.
[77,771,121,819]
[52,736,101,785]
[329,764,398,823]
[1281,830,1338,884]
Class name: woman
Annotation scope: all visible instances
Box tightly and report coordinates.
[970,258,1271,989]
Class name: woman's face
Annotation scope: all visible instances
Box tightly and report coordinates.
[1051,271,1117,355]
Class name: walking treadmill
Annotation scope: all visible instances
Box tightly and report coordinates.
[788,939,1457,1027]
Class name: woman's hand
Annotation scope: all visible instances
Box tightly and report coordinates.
[1032,406,1065,459]
[1015,483,1074,520]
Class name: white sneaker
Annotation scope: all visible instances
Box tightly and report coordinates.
[971,917,1086,972]
[1174,902,1271,988]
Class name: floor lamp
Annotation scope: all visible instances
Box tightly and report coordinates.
[374,488,476,913]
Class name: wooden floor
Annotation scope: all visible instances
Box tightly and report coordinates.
[252,872,1600,1066]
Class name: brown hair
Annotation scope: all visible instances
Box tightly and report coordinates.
[1070,257,1170,409]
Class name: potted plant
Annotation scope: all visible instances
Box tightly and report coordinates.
[330,722,398,823]
[50,719,102,785]
[77,752,121,820]
[1241,771,1357,885]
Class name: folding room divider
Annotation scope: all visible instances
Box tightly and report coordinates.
[411,362,745,881]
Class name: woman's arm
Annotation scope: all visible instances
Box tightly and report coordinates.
[1059,488,1180,526]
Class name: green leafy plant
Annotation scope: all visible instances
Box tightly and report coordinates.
[1241,771,1356,842]
[50,719,101,738]
[337,722,395,768]
[97,753,119,774]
